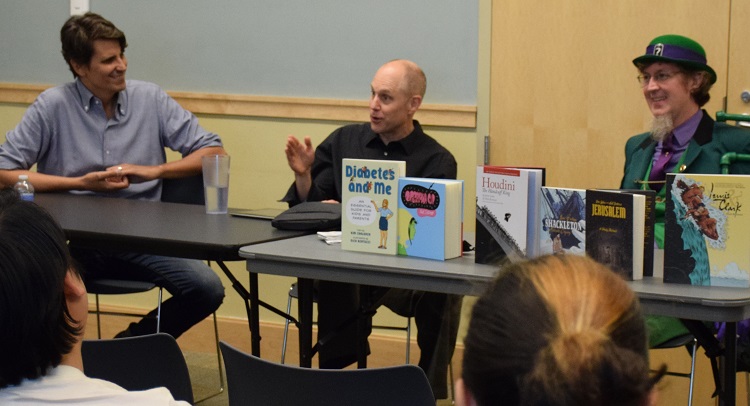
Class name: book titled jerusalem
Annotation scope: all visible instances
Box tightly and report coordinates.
[397,177,464,260]
[341,158,405,255]
[664,173,750,287]
[475,166,543,265]
[585,189,645,280]
[539,187,586,256]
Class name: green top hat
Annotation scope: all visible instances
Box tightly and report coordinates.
[632,34,716,84]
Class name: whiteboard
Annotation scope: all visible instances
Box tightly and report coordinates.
[0,0,478,104]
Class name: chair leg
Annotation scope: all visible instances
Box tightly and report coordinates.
[687,338,696,406]
[95,293,102,339]
[448,360,455,403]
[155,287,163,333]
[405,316,412,364]
[281,287,294,364]
[213,312,225,392]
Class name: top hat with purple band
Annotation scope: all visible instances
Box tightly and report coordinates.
[633,34,716,84]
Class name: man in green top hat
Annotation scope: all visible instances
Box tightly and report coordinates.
[620,35,750,347]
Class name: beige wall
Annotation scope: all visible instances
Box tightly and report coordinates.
[0,106,483,338]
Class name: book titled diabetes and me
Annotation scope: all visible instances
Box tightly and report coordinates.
[341,158,405,255]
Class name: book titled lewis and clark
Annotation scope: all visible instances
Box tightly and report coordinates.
[341,158,405,255]
[664,173,750,287]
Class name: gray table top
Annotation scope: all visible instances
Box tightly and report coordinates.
[241,235,750,321]
[36,193,305,261]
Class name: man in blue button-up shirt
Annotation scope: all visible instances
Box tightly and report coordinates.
[0,12,225,339]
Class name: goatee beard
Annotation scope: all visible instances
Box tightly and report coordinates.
[650,115,674,142]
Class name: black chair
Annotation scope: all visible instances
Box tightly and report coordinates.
[82,333,194,403]
[85,174,224,401]
[220,341,435,406]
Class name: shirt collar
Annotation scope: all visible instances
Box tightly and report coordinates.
[366,120,424,155]
[672,109,703,148]
[73,78,127,117]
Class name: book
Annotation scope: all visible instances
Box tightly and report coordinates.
[620,189,656,277]
[539,187,586,256]
[475,166,544,264]
[585,189,646,280]
[396,177,464,260]
[341,158,405,255]
[664,173,750,287]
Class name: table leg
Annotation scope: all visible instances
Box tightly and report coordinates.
[720,321,737,406]
[218,261,289,357]
[297,277,314,368]
[248,272,261,356]
[357,285,370,369]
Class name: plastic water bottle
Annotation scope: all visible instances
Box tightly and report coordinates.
[14,175,34,202]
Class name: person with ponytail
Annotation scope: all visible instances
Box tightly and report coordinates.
[456,255,664,406]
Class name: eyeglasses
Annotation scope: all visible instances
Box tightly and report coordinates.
[637,71,682,87]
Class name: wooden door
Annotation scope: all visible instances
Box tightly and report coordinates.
[489,0,730,189]
[727,0,750,117]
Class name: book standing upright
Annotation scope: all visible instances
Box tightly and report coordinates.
[539,187,586,256]
[397,177,464,260]
[585,189,646,280]
[475,166,543,264]
[664,173,750,287]
[341,159,405,255]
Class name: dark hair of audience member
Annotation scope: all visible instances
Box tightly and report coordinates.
[461,254,664,406]
[0,188,81,388]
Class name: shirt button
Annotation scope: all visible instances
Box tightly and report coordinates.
[384,152,388,156]
[106,151,110,155]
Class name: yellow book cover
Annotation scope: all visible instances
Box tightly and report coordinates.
[665,173,750,287]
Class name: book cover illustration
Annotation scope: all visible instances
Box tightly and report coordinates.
[585,190,645,280]
[539,187,585,256]
[341,159,405,255]
[475,166,542,264]
[664,173,749,287]
[397,178,464,260]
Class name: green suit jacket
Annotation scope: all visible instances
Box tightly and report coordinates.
[620,110,750,190]
[619,110,750,346]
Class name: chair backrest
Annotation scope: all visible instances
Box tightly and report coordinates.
[82,333,194,403]
[219,341,434,406]
[161,173,205,205]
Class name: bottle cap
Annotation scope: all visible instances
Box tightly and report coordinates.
[19,174,28,181]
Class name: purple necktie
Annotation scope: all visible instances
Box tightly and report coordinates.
[648,134,674,189]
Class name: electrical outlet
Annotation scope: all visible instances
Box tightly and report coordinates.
[70,0,89,16]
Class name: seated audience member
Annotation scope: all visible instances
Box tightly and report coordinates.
[0,189,189,405]
[456,255,662,406]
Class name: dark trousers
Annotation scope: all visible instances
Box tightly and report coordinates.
[70,245,225,338]
[317,280,462,399]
